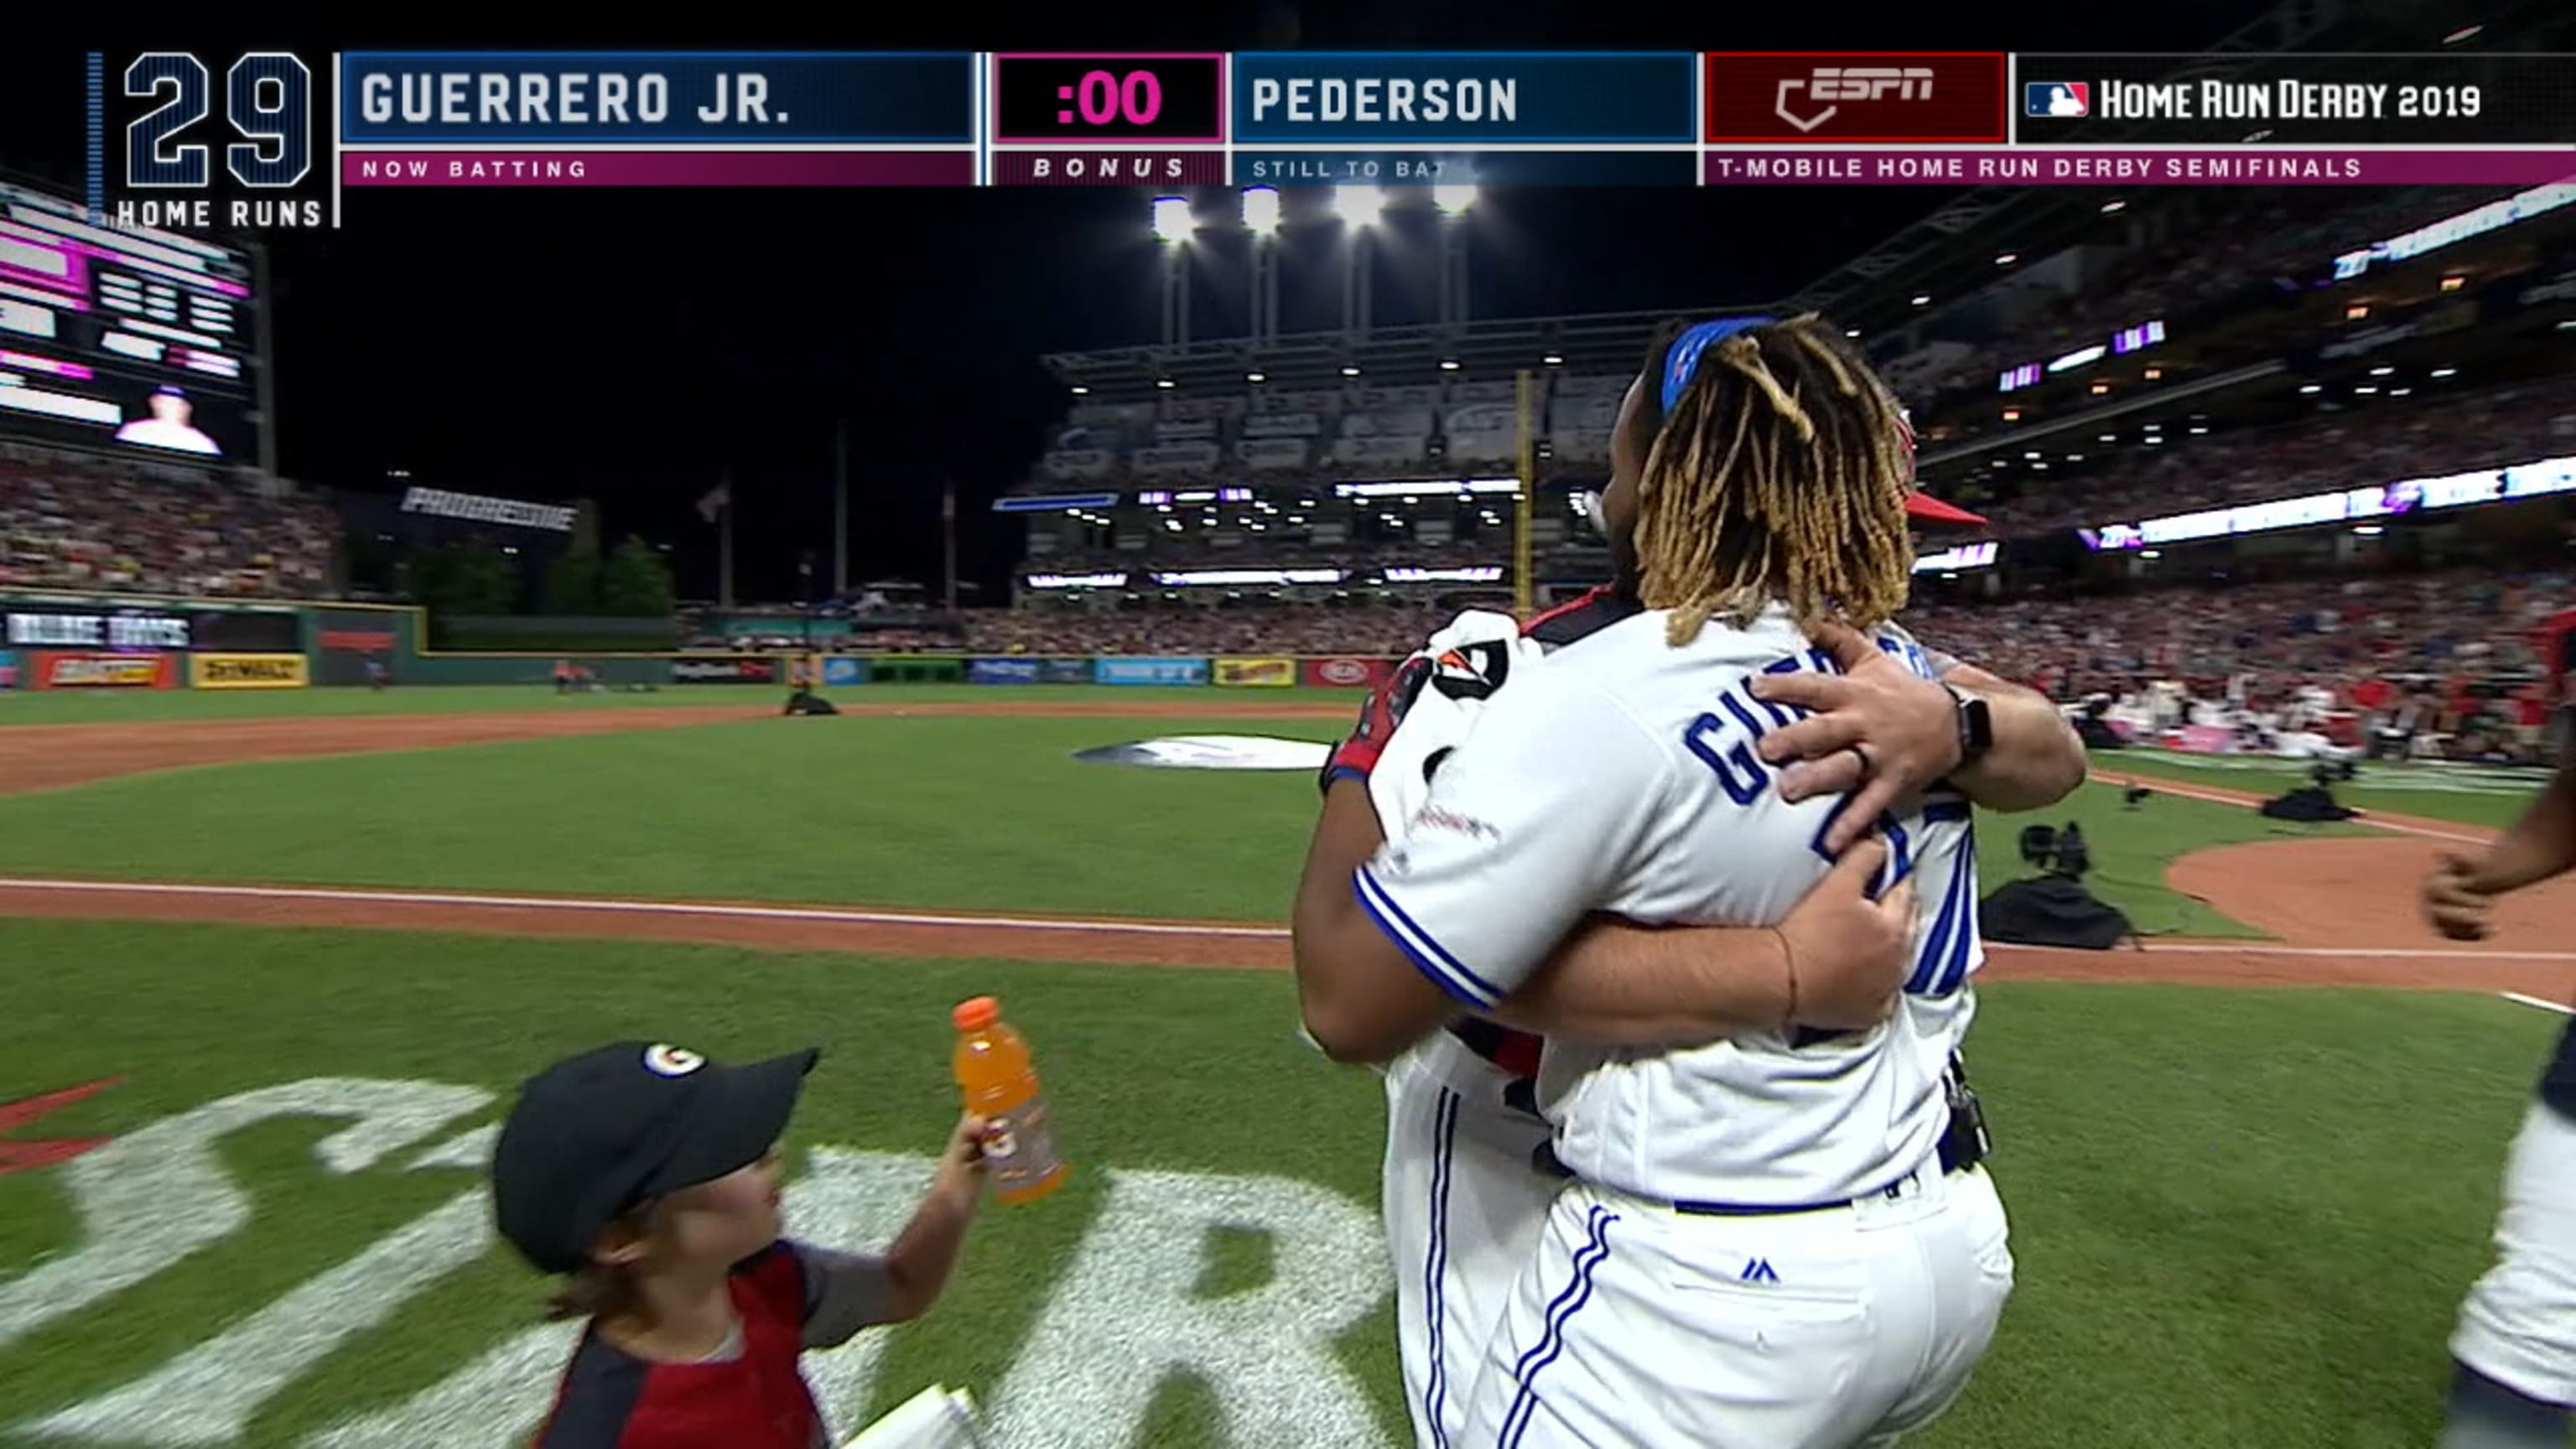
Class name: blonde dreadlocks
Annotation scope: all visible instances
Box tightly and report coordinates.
[1629,314,1914,646]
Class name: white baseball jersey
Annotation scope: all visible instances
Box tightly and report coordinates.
[1354,602,1980,1207]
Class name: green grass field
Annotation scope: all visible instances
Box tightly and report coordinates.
[0,684,2558,1447]
[0,682,1372,725]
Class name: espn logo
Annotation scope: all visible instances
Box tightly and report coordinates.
[1703,53,2008,143]
[1778,67,1935,132]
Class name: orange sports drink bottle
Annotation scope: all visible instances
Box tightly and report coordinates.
[952,997,1068,1205]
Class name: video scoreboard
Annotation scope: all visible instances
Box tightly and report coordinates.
[0,179,257,463]
[72,48,2576,231]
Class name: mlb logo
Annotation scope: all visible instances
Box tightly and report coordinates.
[2025,81,2090,117]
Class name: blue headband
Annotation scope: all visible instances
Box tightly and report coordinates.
[1660,316,1777,415]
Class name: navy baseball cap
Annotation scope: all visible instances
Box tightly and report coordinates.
[491,1041,818,1275]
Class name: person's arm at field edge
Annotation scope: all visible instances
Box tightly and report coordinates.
[2423,755,2576,939]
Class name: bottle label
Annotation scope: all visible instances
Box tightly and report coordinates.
[983,1093,1064,1192]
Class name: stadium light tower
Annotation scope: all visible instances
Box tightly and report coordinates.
[1242,186,1285,344]
[1150,195,1193,345]
[1435,190,1474,327]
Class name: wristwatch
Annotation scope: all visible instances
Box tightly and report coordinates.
[1945,684,1994,767]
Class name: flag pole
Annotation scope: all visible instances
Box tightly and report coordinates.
[942,477,958,615]
[719,470,735,610]
[1514,369,1535,623]
[833,421,849,597]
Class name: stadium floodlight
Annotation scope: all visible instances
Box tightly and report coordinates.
[1156,377,1176,389]
[1247,371,1265,383]
[1543,352,1563,366]
[1845,328,1861,338]
[1069,385,1088,395]
[1242,185,1283,236]
[1330,184,1389,227]
[1439,359,1461,371]
[1151,195,1194,243]
[1341,364,1362,377]
[2370,364,2396,376]
[2299,384,2322,394]
[2431,366,2458,377]
[1995,252,2018,265]
[1432,184,1478,215]
[2101,198,2126,214]
[1910,293,1930,306]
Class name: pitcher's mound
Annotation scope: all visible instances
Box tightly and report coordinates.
[1073,736,1329,771]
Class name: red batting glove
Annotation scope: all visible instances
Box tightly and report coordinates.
[1320,656,1432,796]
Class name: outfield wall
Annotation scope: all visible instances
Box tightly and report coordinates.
[0,589,1404,692]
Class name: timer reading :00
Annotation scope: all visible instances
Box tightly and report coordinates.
[1069,69,1163,127]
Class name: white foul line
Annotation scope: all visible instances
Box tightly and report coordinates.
[2501,992,2576,1015]
[1987,941,2576,963]
[0,875,2571,964]
[2105,773,2492,845]
[0,876,1291,939]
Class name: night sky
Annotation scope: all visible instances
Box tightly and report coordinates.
[0,1,2270,602]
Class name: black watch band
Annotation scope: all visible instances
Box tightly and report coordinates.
[1948,684,1994,766]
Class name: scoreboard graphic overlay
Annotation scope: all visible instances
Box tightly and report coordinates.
[75,48,2576,224]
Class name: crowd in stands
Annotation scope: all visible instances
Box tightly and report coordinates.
[1955,374,2576,536]
[1030,535,1502,574]
[1909,569,2566,696]
[0,443,336,597]
[963,604,1457,657]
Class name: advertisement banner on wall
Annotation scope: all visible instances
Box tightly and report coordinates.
[672,656,779,684]
[191,653,310,689]
[0,649,15,688]
[1213,657,1296,688]
[1095,657,1211,687]
[309,607,408,687]
[969,657,1042,684]
[1039,657,1093,684]
[821,657,867,687]
[32,652,177,689]
[1301,657,1394,689]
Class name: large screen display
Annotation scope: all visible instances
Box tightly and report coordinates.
[0,181,257,463]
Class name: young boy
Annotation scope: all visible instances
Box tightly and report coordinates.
[492,1041,989,1448]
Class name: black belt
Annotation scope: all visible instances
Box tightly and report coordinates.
[1447,1017,1514,1066]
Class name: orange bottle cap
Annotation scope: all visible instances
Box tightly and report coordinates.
[953,997,1000,1031]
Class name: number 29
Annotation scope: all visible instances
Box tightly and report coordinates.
[124,53,312,190]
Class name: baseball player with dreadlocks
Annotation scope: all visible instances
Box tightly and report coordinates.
[1293,314,2086,1446]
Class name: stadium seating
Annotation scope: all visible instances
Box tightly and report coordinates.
[1957,373,2576,537]
[0,442,337,598]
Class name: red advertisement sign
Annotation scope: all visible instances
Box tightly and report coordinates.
[32,652,177,690]
[1703,53,2008,143]
[1301,657,1394,689]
